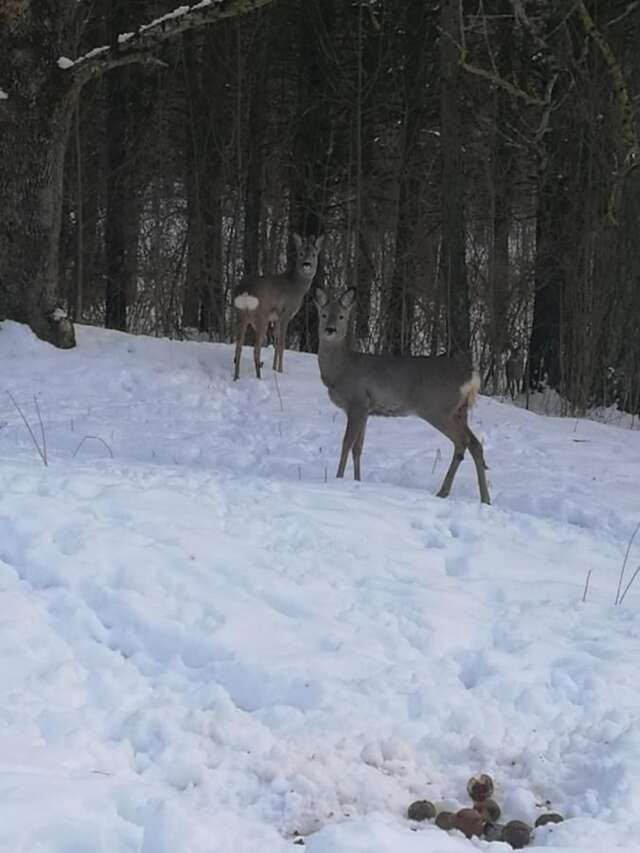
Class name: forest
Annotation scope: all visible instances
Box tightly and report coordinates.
[1,0,639,414]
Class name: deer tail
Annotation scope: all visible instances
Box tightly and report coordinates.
[234,292,259,311]
[459,372,481,408]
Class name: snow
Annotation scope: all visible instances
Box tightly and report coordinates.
[58,44,109,71]
[0,319,639,852]
[139,1,215,34]
[0,86,8,100]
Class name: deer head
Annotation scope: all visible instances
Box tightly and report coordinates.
[315,288,356,343]
[293,233,324,280]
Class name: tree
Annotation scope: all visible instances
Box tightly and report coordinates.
[0,0,273,348]
[383,0,434,355]
[439,0,470,356]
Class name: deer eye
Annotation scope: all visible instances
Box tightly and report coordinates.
[338,315,344,320]
[322,313,328,319]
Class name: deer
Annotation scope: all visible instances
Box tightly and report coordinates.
[233,233,324,380]
[505,344,525,399]
[315,288,491,504]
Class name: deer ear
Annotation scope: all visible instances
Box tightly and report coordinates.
[292,233,303,251]
[315,234,324,252]
[315,287,329,308]
[340,288,356,309]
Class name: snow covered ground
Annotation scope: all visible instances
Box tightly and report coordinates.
[0,320,639,853]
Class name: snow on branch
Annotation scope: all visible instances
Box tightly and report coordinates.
[59,0,272,86]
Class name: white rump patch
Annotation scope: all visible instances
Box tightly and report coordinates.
[234,292,259,311]
[459,373,481,407]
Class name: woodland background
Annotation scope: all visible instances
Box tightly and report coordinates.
[5,0,640,413]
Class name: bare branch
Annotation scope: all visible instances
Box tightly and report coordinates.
[62,0,273,87]
[606,1,640,29]
[575,1,639,159]
[438,21,546,107]
[459,57,546,106]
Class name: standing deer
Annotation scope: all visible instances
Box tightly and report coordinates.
[315,288,491,504]
[505,345,524,399]
[233,233,324,380]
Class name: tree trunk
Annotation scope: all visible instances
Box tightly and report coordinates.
[104,72,136,331]
[440,0,470,357]
[182,28,226,337]
[383,0,430,355]
[530,170,564,391]
[483,3,514,392]
[104,1,144,332]
[243,14,270,282]
[288,0,335,354]
[0,10,76,347]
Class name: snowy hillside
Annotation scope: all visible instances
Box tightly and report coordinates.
[1,321,639,853]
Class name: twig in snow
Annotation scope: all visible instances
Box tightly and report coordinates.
[619,565,640,605]
[6,391,47,466]
[72,435,114,459]
[582,569,592,602]
[615,519,640,605]
[273,370,284,412]
[33,395,47,466]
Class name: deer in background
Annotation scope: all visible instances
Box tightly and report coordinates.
[233,234,324,380]
[315,288,491,504]
[505,344,525,399]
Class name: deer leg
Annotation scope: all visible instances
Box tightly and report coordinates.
[436,444,465,499]
[276,318,288,373]
[337,410,367,479]
[233,317,250,381]
[434,411,468,499]
[352,418,368,481]
[466,426,491,505]
[253,323,265,379]
[270,319,280,370]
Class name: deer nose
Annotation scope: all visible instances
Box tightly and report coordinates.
[325,326,337,335]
